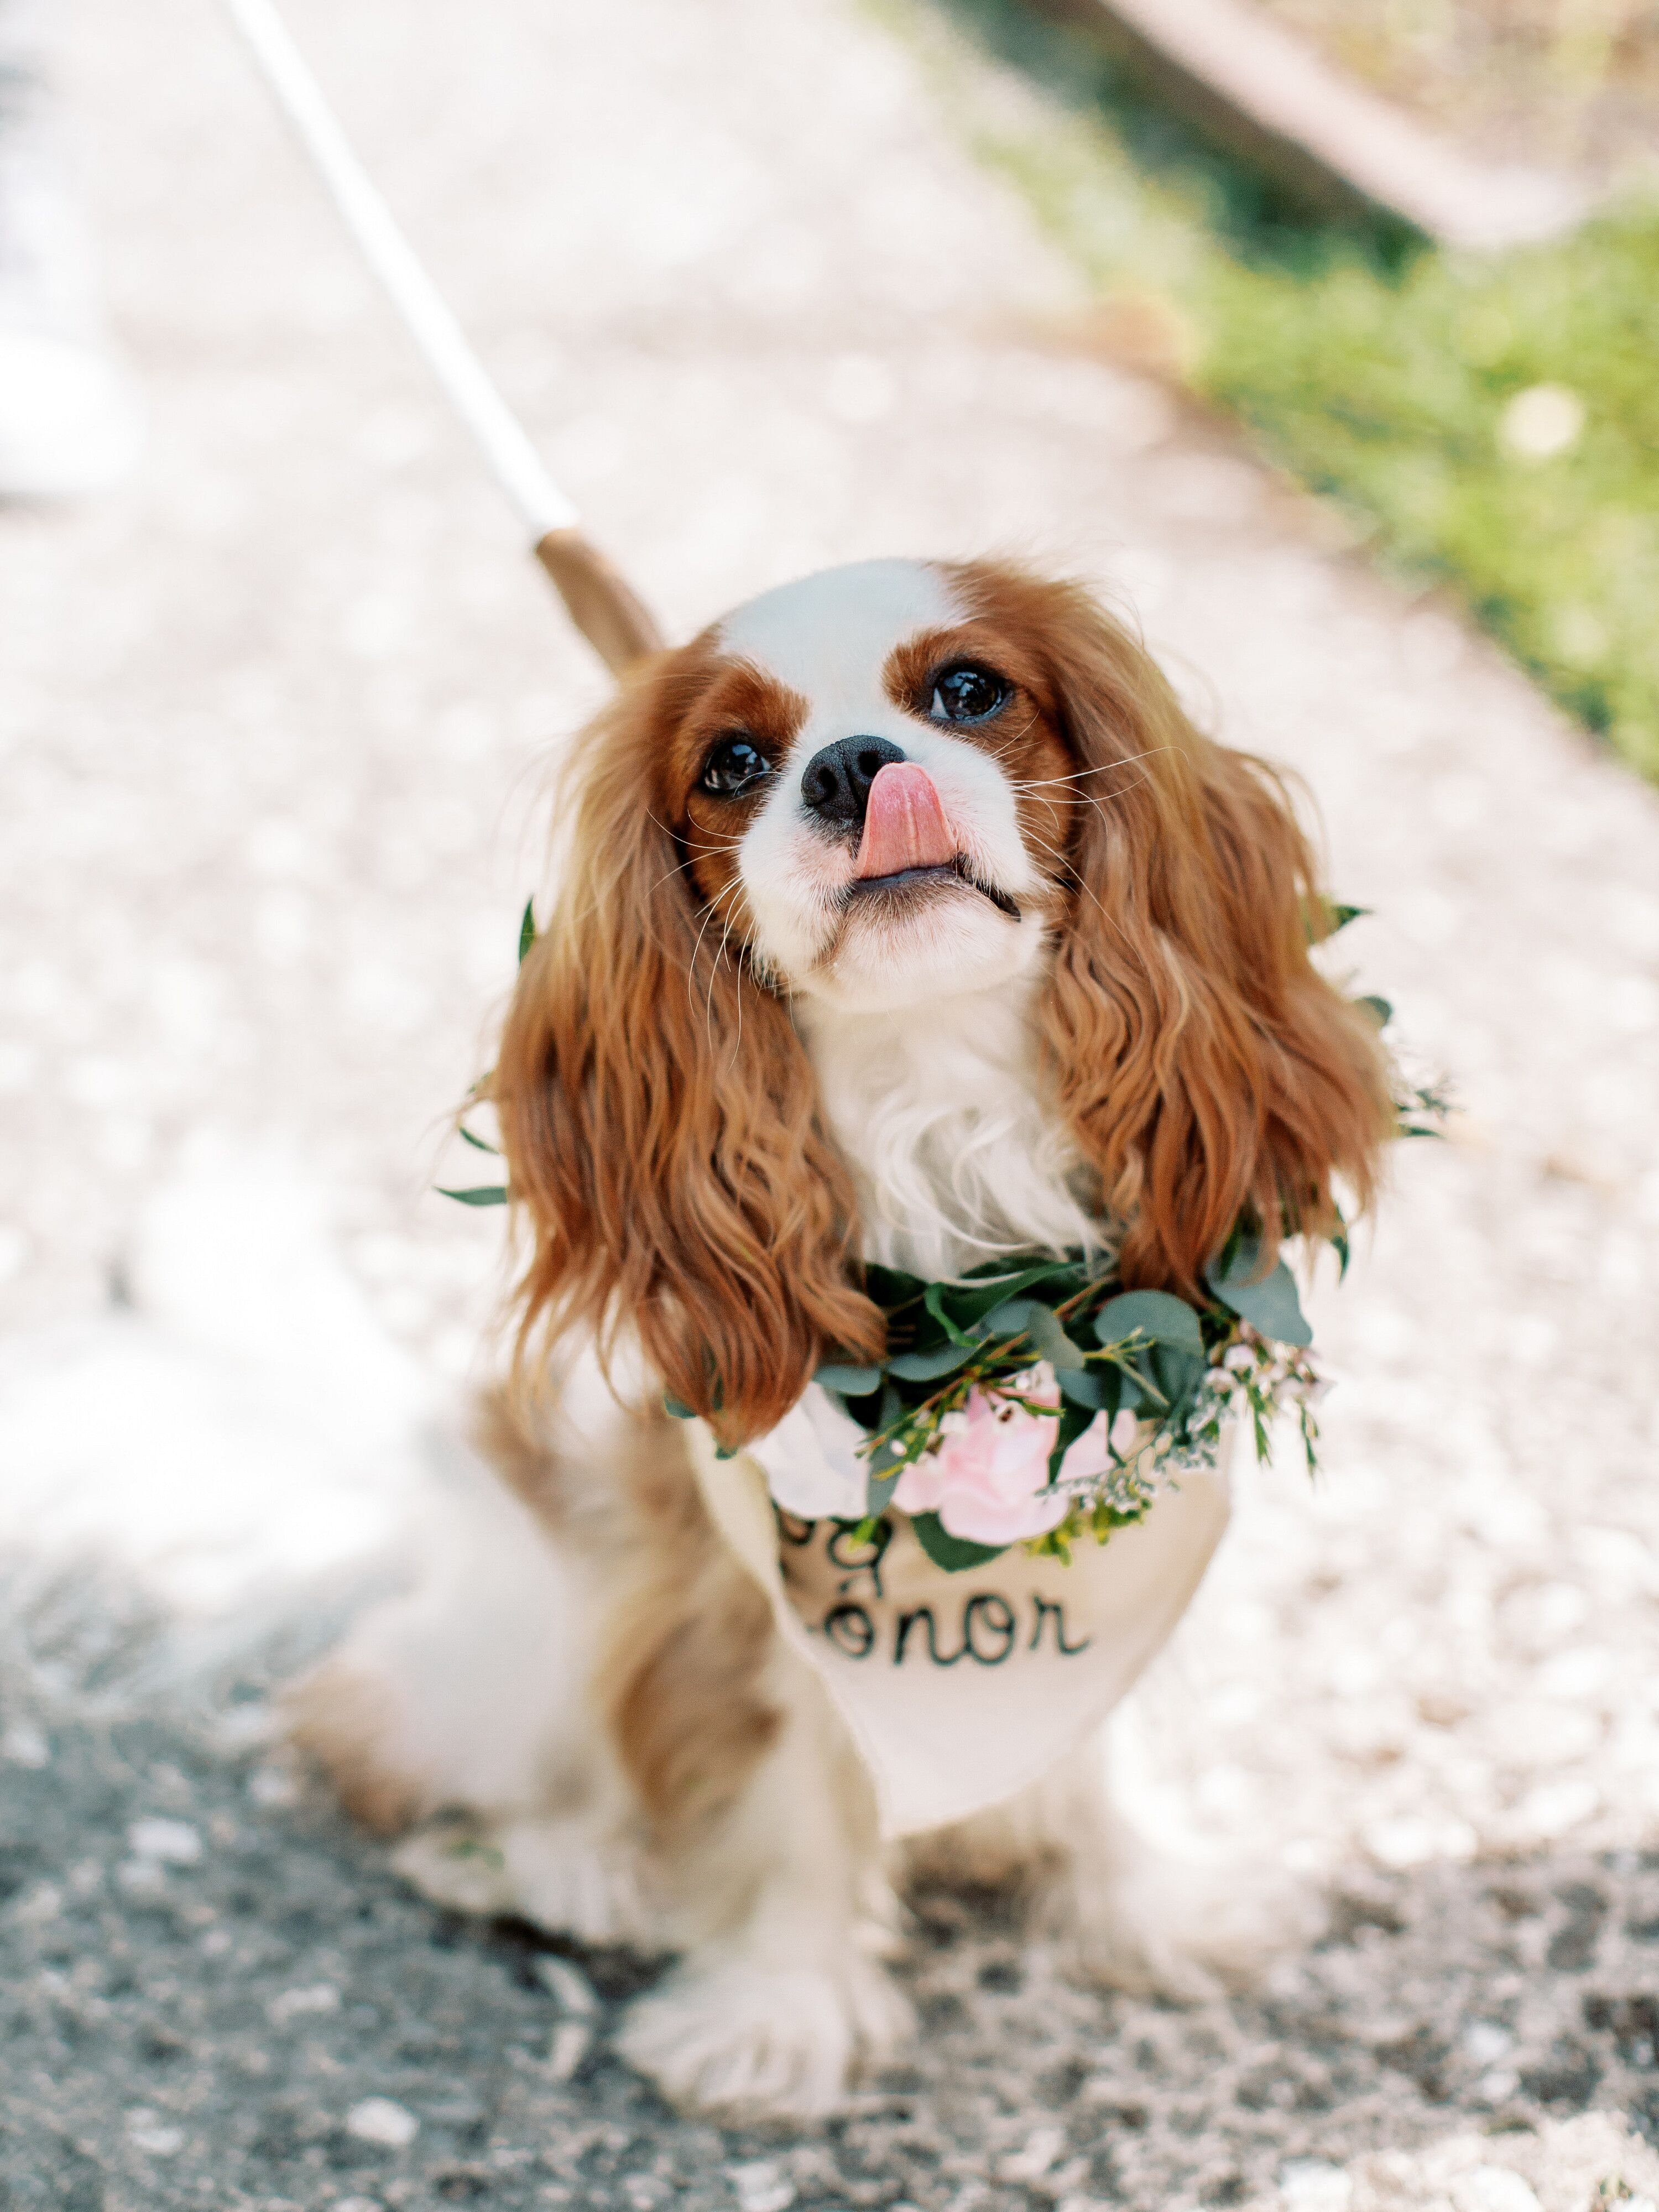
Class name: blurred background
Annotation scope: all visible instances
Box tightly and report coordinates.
[1,0,1657,2206]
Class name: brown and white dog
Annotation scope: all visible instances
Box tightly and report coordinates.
[295,558,1392,2119]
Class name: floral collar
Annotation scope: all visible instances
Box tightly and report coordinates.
[799,1229,1328,1575]
[451,901,1445,1574]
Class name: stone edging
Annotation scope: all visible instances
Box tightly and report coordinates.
[1034,0,1592,248]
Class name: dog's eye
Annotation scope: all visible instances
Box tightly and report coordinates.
[700,735,773,798]
[930,664,1009,724]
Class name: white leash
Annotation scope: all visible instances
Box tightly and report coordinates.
[220,0,661,676]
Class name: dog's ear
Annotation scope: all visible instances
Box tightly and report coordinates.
[1026,577,1394,1295]
[493,663,882,1446]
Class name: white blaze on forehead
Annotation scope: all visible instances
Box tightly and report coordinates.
[716,559,962,719]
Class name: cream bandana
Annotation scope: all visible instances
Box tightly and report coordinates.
[687,1420,1230,1839]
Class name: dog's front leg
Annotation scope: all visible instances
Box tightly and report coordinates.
[617,1639,910,2122]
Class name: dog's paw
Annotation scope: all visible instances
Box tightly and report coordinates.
[392,1823,520,1915]
[392,1816,653,1947]
[1062,1853,1321,2002]
[618,1955,911,2120]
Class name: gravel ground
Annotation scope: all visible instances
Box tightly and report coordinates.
[2,0,1659,2204]
[3,1703,1659,2212]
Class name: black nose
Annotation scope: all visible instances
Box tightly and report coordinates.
[800,735,906,830]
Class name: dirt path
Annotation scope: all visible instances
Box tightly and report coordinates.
[2,0,1658,2204]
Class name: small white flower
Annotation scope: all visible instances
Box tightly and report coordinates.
[1223,1345,1255,1374]
[1499,383,1584,460]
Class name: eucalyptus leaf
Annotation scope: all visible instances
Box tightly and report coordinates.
[886,1338,980,1382]
[662,1394,695,1420]
[1118,1361,1167,1411]
[863,1262,927,1309]
[1019,1302,1089,1372]
[1057,1365,1110,1410]
[1204,1253,1313,1348]
[1213,1218,1261,1285]
[1358,993,1393,1028]
[518,899,537,966]
[922,1280,980,1349]
[1150,1342,1207,1410]
[931,1261,1079,1336]
[816,1361,885,1395]
[437,1185,509,1207]
[457,1125,499,1154]
[979,1296,1086,1373]
[864,1468,903,1517]
[1093,1290,1204,1354]
[909,1512,1008,1573]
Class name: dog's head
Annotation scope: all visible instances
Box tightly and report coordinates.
[495,558,1394,1442]
[674,559,1066,1016]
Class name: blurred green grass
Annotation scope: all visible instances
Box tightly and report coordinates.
[885,0,1659,782]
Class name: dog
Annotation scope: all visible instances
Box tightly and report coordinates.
[293,557,1393,2119]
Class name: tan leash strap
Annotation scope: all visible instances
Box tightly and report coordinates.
[221,0,662,678]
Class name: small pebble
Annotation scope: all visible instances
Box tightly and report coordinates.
[1280,2159,1352,2209]
[1,1720,49,1767]
[345,2097,419,2148]
[1000,2126,1067,2181]
[547,2019,592,2080]
[727,2162,795,2212]
[114,1858,167,1896]
[534,1954,598,2014]
[269,1982,341,2023]
[10,1882,60,1927]
[247,1763,302,1808]
[127,1818,202,1865]
[1448,2170,1541,2212]
[1462,2021,1514,2064]
[126,2111,185,2157]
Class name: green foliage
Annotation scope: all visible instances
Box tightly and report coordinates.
[437,1184,509,1207]
[1201,206,1659,781]
[815,1239,1322,1568]
[884,0,1659,783]
[1206,1228,1314,1348]
[910,1511,1009,1572]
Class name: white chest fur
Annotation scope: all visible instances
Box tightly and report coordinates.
[793,974,1098,1279]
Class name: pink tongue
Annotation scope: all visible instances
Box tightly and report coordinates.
[855,763,956,879]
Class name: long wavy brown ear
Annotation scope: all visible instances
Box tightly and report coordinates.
[999,571,1396,1294]
[492,659,882,1446]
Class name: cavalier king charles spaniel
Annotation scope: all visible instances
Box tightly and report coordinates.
[294,558,1392,2119]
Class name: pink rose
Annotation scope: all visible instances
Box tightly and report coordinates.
[1062,1406,1144,1484]
[894,1378,1072,1546]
